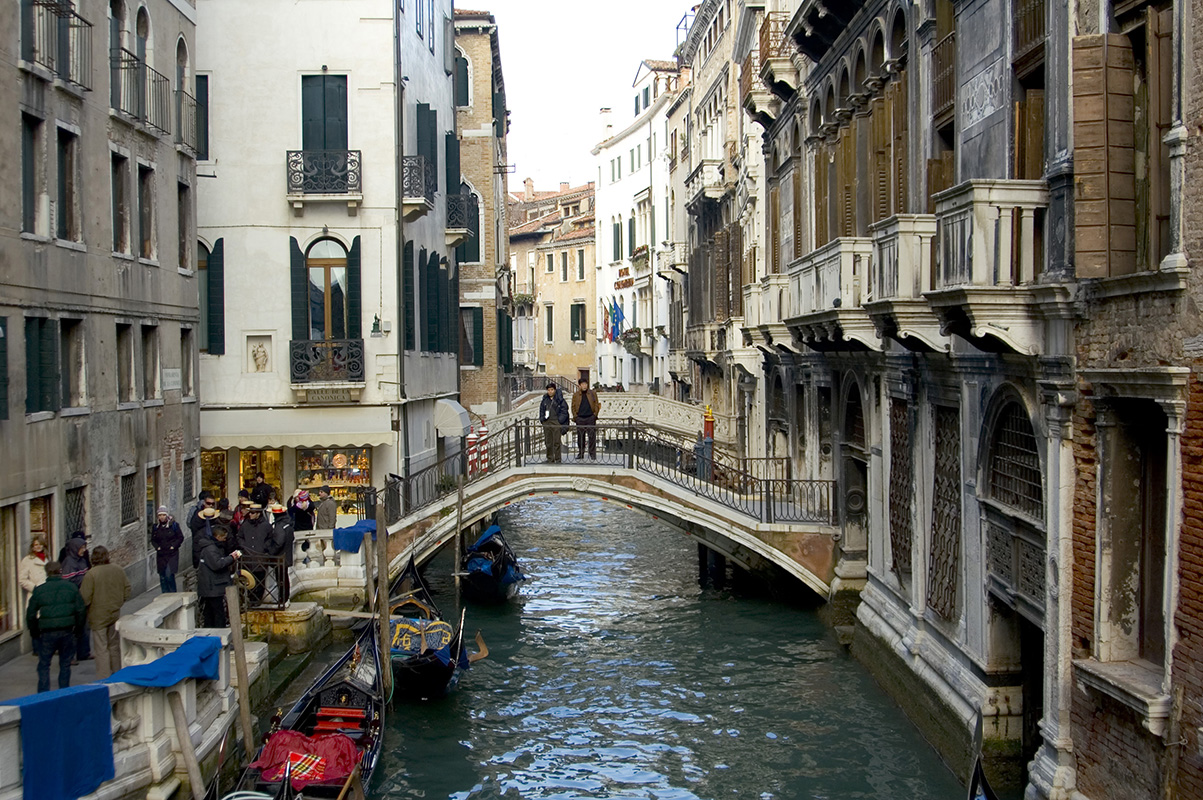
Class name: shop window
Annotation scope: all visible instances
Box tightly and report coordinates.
[201,449,227,500]
[927,405,962,620]
[297,448,371,512]
[239,449,282,498]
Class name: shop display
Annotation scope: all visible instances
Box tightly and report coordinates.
[296,448,372,511]
[240,449,283,498]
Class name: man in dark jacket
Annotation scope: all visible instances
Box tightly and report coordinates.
[187,491,216,536]
[250,472,274,507]
[571,379,602,460]
[60,536,91,661]
[270,503,296,603]
[237,505,273,604]
[26,561,86,692]
[196,525,241,627]
[151,506,185,593]
[538,383,570,463]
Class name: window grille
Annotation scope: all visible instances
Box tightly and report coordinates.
[64,486,86,535]
[888,399,912,573]
[987,402,1044,519]
[845,386,866,449]
[120,473,138,526]
[927,405,961,620]
[183,458,195,504]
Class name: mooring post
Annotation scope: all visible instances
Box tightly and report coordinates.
[375,491,393,698]
[362,528,376,612]
[455,474,464,595]
[224,584,256,760]
[168,691,208,800]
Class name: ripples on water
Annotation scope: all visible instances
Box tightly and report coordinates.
[373,497,962,799]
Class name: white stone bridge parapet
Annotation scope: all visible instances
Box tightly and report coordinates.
[0,594,268,800]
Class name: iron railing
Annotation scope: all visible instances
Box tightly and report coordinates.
[379,419,836,527]
[501,373,579,402]
[286,149,363,195]
[176,88,198,153]
[933,32,956,122]
[1014,0,1046,63]
[23,1,93,90]
[289,338,366,384]
[447,192,478,229]
[402,155,436,203]
[759,11,791,61]
[238,553,288,611]
[111,47,171,134]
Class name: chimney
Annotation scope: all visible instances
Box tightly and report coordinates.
[559,182,570,193]
[523,177,534,201]
[599,107,613,139]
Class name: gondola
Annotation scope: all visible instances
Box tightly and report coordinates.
[223,620,383,799]
[966,757,1001,800]
[460,523,525,603]
[387,557,476,699]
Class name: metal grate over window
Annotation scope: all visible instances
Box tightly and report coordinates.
[988,402,1044,519]
[845,385,866,449]
[120,473,138,526]
[183,458,195,505]
[64,486,86,535]
[927,405,961,620]
[888,399,913,573]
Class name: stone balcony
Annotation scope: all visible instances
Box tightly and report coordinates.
[685,158,727,213]
[685,321,729,366]
[924,180,1060,356]
[741,50,777,127]
[756,272,796,352]
[863,214,948,352]
[784,237,880,351]
[759,11,798,99]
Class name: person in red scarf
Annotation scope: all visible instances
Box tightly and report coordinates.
[18,536,49,609]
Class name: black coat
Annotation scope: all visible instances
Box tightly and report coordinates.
[195,535,236,599]
[237,516,273,556]
[539,390,569,425]
[61,537,90,587]
[272,516,296,566]
[151,518,185,572]
[250,482,274,507]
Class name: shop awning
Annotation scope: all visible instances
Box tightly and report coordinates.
[434,398,471,437]
[200,406,394,450]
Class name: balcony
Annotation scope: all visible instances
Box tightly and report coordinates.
[1014,0,1046,73]
[758,11,797,99]
[445,193,478,248]
[631,244,650,273]
[924,180,1056,355]
[863,215,947,352]
[21,1,93,90]
[755,273,798,353]
[111,47,171,134]
[685,321,728,366]
[290,339,366,401]
[513,348,536,369]
[784,238,880,351]
[402,155,436,221]
[685,158,726,214]
[933,32,956,127]
[175,88,199,154]
[740,51,776,127]
[286,149,363,216]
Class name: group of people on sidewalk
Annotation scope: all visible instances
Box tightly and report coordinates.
[20,534,131,692]
[538,379,602,463]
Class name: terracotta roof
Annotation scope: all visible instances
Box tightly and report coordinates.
[509,212,561,236]
[643,59,679,72]
[557,227,596,241]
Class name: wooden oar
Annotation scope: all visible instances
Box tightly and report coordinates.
[335,764,364,800]
[468,630,489,663]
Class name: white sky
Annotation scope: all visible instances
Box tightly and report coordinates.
[480,0,694,193]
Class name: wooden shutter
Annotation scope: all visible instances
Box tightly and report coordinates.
[454,56,469,107]
[1150,8,1173,266]
[416,104,438,187]
[1072,34,1135,277]
[893,71,909,214]
[793,167,803,258]
[493,91,505,137]
[715,229,729,322]
[926,152,955,214]
[628,217,635,256]
[324,76,348,150]
[0,318,7,419]
[403,241,415,350]
[290,237,307,340]
[839,125,856,237]
[24,317,39,414]
[418,247,431,351]
[814,149,828,248]
[498,309,512,372]
[207,238,225,354]
[195,75,209,160]
[40,319,58,413]
[347,236,362,340]
[1014,89,1045,180]
[729,224,743,316]
[301,76,326,151]
[471,307,484,365]
[445,132,460,193]
[769,186,780,273]
[872,96,890,223]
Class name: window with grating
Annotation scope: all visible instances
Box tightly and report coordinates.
[120,473,139,526]
[845,386,866,449]
[987,402,1044,519]
[183,458,195,504]
[64,487,86,536]
[888,399,913,573]
[927,405,961,620]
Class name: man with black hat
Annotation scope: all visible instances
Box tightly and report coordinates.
[236,504,273,604]
[250,472,274,508]
[196,524,241,627]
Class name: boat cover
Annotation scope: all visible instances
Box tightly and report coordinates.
[250,730,358,788]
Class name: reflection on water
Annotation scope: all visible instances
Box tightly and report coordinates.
[373,497,962,799]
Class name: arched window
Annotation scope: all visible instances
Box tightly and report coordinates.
[306,239,349,340]
[845,383,866,449]
[987,402,1044,518]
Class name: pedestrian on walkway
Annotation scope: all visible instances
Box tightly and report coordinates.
[25,561,85,693]
[539,382,569,463]
[315,485,337,529]
[197,524,241,627]
[188,491,217,536]
[78,546,131,680]
[60,536,91,662]
[250,472,274,507]
[290,490,316,531]
[18,535,49,608]
[270,503,296,603]
[572,379,602,460]
[150,506,185,593]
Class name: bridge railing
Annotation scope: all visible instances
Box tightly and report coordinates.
[379,420,836,527]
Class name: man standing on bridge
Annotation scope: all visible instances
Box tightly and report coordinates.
[572,379,601,460]
[539,382,569,463]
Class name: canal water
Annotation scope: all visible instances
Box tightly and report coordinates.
[373,496,964,799]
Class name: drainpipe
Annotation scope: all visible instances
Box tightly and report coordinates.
[393,3,411,478]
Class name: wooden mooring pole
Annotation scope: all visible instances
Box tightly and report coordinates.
[362,528,376,612]
[168,691,207,800]
[455,474,464,595]
[224,584,256,760]
[375,493,393,698]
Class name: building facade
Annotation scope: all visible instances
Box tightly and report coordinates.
[2,0,201,656]
[453,9,512,420]
[196,0,466,510]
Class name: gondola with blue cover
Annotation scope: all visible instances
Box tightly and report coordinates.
[460,524,525,603]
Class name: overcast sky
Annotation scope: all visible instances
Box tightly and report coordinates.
[480,0,694,193]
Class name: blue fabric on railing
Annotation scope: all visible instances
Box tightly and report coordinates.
[333,520,378,553]
[104,635,222,687]
[468,524,502,552]
[8,684,115,800]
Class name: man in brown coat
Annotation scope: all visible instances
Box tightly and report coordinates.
[571,379,602,460]
[79,546,131,679]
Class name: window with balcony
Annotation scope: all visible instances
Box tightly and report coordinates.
[293,75,359,195]
[21,0,93,89]
[928,0,957,211]
[290,236,363,383]
[305,239,349,341]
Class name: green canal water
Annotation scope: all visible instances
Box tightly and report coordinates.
[372,496,964,799]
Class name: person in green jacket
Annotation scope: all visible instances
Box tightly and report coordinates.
[25,561,86,693]
[79,546,131,680]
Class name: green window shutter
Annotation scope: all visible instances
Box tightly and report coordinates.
[472,307,484,366]
[418,247,430,351]
[493,91,506,137]
[324,75,348,150]
[403,241,415,351]
[613,223,620,261]
[300,76,326,151]
[462,189,480,262]
[195,75,209,160]
[427,251,441,352]
[24,317,40,414]
[41,319,58,412]
[290,237,307,341]
[628,217,635,256]
[0,317,8,419]
[454,56,469,107]
[570,305,581,341]
[445,133,460,193]
[650,204,655,246]
[207,238,225,354]
[346,236,362,339]
[497,309,512,373]
[416,104,439,190]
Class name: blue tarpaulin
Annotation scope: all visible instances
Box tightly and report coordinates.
[104,635,222,687]
[333,519,378,553]
[468,524,502,552]
[8,684,115,800]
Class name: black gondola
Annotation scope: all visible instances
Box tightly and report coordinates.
[967,757,1001,800]
[223,620,383,799]
[387,557,471,699]
[460,523,525,603]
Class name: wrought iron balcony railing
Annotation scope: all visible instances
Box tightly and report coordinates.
[759,11,791,61]
[402,155,436,204]
[22,0,93,89]
[289,339,366,384]
[111,47,171,134]
[286,150,363,195]
[446,192,478,228]
[176,88,199,153]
